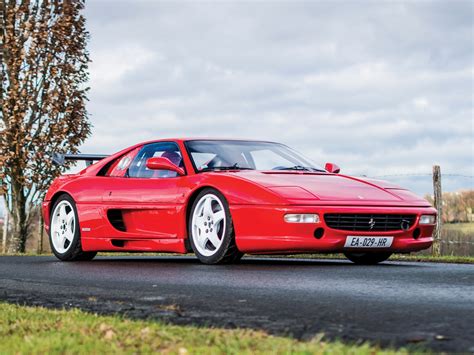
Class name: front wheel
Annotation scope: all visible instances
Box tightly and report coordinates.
[188,188,243,264]
[49,194,97,261]
[344,252,392,265]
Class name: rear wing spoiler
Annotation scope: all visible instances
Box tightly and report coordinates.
[52,153,109,167]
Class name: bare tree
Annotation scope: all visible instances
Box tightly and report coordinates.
[0,0,91,253]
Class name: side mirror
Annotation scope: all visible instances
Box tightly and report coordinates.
[325,162,340,174]
[146,157,185,176]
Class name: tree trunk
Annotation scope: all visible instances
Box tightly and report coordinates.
[8,181,29,253]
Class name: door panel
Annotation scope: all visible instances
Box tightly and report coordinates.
[103,141,186,239]
[103,177,183,239]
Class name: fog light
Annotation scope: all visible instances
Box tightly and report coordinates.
[413,228,421,239]
[419,215,436,225]
[314,228,325,239]
[284,214,320,223]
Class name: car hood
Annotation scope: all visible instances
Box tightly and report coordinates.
[231,171,431,206]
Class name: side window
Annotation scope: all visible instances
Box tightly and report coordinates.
[128,142,184,178]
[105,147,140,177]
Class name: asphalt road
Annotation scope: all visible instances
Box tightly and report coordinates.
[0,256,473,352]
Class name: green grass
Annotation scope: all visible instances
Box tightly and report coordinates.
[247,253,474,264]
[389,254,474,264]
[0,303,407,354]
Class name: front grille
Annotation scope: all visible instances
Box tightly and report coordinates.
[324,214,416,232]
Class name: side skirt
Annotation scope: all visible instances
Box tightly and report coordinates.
[81,237,188,253]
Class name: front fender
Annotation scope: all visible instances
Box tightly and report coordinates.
[183,173,289,205]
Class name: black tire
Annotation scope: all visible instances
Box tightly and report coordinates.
[49,194,97,261]
[188,188,243,264]
[344,252,392,265]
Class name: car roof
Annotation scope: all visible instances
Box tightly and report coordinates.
[151,137,279,144]
[129,138,281,148]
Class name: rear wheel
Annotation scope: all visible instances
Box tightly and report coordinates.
[189,188,243,264]
[344,252,392,265]
[49,194,97,261]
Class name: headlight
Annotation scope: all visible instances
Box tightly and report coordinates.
[284,214,320,223]
[419,215,436,225]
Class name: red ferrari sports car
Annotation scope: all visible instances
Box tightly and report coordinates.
[43,138,436,265]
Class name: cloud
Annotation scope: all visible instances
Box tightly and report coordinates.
[76,0,473,196]
[2,1,473,218]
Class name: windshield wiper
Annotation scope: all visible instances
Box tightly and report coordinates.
[276,166,326,172]
[200,163,254,172]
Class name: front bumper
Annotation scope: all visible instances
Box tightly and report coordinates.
[231,205,435,254]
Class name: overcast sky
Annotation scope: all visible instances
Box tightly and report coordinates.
[78,0,473,195]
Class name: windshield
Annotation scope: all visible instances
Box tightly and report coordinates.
[184,140,326,172]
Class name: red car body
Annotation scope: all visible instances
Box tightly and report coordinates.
[42,138,436,255]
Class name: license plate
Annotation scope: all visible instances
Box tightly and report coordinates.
[344,236,393,248]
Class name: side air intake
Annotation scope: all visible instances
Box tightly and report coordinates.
[107,209,126,232]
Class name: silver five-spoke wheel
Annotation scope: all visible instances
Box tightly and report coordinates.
[49,194,96,261]
[188,188,243,264]
[51,200,76,253]
[192,194,226,257]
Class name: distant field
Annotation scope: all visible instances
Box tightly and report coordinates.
[436,222,474,257]
[443,222,474,235]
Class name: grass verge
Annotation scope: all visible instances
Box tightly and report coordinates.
[96,252,474,264]
[253,253,474,264]
[0,303,407,354]
[389,254,474,264]
[0,252,473,264]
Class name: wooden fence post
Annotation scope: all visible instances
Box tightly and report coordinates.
[2,211,8,254]
[37,212,44,254]
[432,165,442,256]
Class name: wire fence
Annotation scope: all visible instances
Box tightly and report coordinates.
[362,171,474,256]
[369,173,473,178]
